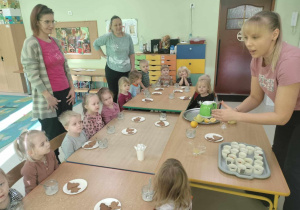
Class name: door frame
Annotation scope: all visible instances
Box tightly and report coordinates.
[213,0,276,93]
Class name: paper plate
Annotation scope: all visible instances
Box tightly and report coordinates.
[152,92,162,95]
[154,121,170,127]
[179,96,191,100]
[82,141,99,150]
[131,116,145,123]
[63,179,87,195]
[142,98,153,102]
[94,198,121,210]
[205,133,224,142]
[173,90,183,93]
[86,69,96,72]
[154,88,164,91]
[121,128,137,135]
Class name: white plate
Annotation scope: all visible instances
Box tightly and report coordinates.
[142,98,153,102]
[173,90,183,93]
[63,179,88,195]
[179,96,191,100]
[181,87,186,89]
[72,68,85,71]
[82,141,99,149]
[94,198,121,210]
[205,133,224,142]
[131,116,145,122]
[155,88,164,91]
[152,92,162,95]
[122,128,137,135]
[86,69,96,72]
[154,121,170,127]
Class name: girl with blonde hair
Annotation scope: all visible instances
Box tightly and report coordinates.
[212,11,300,210]
[176,66,192,86]
[153,158,192,210]
[118,77,132,111]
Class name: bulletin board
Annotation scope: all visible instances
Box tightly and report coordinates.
[105,19,138,45]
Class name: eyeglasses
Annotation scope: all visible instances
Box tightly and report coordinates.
[39,20,57,25]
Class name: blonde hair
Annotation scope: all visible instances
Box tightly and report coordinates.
[82,93,99,114]
[242,11,282,71]
[97,87,114,102]
[14,130,45,162]
[161,65,169,71]
[118,77,130,94]
[139,59,149,66]
[177,66,191,77]
[128,70,142,84]
[153,159,191,209]
[58,110,81,127]
[196,74,212,94]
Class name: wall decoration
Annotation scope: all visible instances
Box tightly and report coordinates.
[105,18,138,45]
[51,21,100,59]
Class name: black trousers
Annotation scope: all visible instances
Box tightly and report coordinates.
[272,111,300,210]
[38,88,73,162]
[105,64,130,103]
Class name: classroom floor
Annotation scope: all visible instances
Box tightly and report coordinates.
[0,94,285,210]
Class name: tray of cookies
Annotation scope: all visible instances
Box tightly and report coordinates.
[218,142,271,179]
[183,108,220,124]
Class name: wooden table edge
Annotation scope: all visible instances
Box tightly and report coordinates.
[122,106,183,113]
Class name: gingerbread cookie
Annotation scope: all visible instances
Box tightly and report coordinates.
[83,141,96,148]
[109,201,121,210]
[126,128,135,134]
[157,121,165,127]
[100,203,112,210]
[67,182,80,193]
[133,117,141,122]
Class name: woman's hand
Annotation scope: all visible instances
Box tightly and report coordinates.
[212,101,238,122]
[43,92,61,111]
[66,87,75,105]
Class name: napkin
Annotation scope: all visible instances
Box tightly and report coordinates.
[134,144,147,151]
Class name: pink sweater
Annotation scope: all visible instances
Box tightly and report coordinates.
[21,150,59,195]
[101,102,120,124]
[83,112,105,139]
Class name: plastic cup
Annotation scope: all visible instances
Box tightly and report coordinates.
[245,163,254,175]
[222,149,230,159]
[184,86,190,92]
[192,143,206,156]
[174,83,179,89]
[186,128,196,139]
[43,179,58,196]
[107,125,115,134]
[228,164,237,172]
[137,150,145,161]
[142,185,154,202]
[168,93,175,99]
[117,112,124,120]
[159,113,167,121]
[98,138,108,149]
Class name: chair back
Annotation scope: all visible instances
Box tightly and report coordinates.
[7,161,25,188]
[50,132,67,151]
[72,75,92,82]
[92,76,107,83]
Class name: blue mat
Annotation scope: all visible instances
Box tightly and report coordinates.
[0,111,39,149]
[0,95,32,121]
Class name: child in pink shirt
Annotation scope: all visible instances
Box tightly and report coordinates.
[82,94,105,139]
[98,87,120,124]
[118,77,132,111]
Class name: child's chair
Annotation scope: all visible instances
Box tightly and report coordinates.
[7,161,25,187]
[71,75,91,102]
[89,76,108,94]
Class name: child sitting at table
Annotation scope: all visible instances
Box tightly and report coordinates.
[188,74,214,109]
[98,87,120,124]
[158,65,173,86]
[0,168,23,209]
[82,94,105,139]
[176,66,192,86]
[129,70,142,97]
[58,110,88,160]
[118,77,132,111]
[139,59,150,89]
[14,130,59,194]
[153,158,192,210]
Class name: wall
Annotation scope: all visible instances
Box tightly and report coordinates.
[275,0,300,47]
[19,0,300,88]
[19,0,220,85]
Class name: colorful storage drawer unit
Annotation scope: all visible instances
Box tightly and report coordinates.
[0,0,20,9]
[135,54,146,70]
[177,44,206,75]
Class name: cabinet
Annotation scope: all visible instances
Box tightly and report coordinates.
[135,54,176,84]
[0,24,27,93]
[176,44,206,85]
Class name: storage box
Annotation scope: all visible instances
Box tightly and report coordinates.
[0,0,20,9]
[2,8,21,16]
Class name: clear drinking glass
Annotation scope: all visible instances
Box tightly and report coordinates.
[174,83,179,89]
[117,112,124,120]
[98,138,108,149]
[186,128,196,139]
[43,179,58,195]
[168,93,175,99]
[159,113,167,121]
[107,125,115,134]
[142,185,154,202]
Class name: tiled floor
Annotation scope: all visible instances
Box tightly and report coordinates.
[0,96,285,209]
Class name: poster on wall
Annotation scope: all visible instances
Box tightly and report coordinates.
[105,19,138,45]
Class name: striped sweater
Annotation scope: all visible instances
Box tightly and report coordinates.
[21,36,72,119]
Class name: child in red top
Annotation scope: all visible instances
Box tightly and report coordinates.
[118,77,132,111]
[98,87,120,124]
[14,130,59,194]
[82,94,105,139]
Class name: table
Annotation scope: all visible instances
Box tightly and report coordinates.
[123,86,195,112]
[68,110,179,174]
[23,163,154,210]
[70,68,105,76]
[155,112,289,210]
